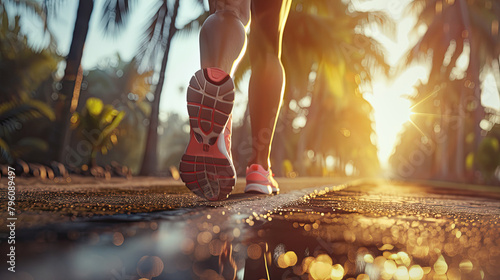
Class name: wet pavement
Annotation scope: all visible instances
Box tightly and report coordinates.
[1,179,500,280]
[0,176,344,231]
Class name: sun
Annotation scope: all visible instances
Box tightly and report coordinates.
[365,66,428,168]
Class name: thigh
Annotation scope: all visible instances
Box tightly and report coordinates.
[249,0,292,55]
[208,0,251,25]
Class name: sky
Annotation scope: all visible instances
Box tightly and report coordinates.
[22,0,500,167]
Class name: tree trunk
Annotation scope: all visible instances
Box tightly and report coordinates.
[455,86,466,180]
[295,68,325,176]
[468,36,485,182]
[439,104,449,179]
[140,0,180,176]
[458,0,485,182]
[296,94,321,177]
[55,0,94,165]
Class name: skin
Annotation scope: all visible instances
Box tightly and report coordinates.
[200,0,292,170]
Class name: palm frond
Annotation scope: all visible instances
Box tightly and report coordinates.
[6,0,46,25]
[42,0,64,17]
[137,0,169,70]
[0,97,55,137]
[351,10,397,40]
[403,0,500,76]
[96,111,125,147]
[3,0,54,49]
[177,10,209,37]
[10,137,48,159]
[12,137,48,151]
[25,98,56,121]
[0,137,13,164]
[101,0,136,37]
[405,0,438,19]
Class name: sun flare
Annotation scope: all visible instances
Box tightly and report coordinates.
[366,66,428,167]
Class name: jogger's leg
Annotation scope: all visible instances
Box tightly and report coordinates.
[247,0,292,170]
[180,1,250,201]
[200,0,250,75]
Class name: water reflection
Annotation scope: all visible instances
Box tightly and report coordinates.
[1,185,499,280]
[237,190,500,280]
[242,213,491,279]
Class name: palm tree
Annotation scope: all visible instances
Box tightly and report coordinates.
[281,0,388,176]
[0,96,55,164]
[1,0,135,164]
[138,0,180,176]
[402,0,500,181]
[53,0,94,163]
[139,0,207,175]
[0,2,59,164]
[50,0,135,164]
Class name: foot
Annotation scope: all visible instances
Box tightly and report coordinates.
[245,164,279,194]
[179,68,236,201]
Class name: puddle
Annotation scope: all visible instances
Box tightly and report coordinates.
[1,185,500,280]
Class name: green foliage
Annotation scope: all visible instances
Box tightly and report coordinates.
[0,4,58,164]
[71,97,125,166]
[282,1,386,176]
[100,0,136,36]
[407,0,500,75]
[79,55,152,173]
[0,4,60,101]
[83,55,153,103]
[290,61,380,176]
[0,95,55,163]
[477,124,500,180]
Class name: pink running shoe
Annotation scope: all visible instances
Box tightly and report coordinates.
[179,68,236,201]
[245,164,279,194]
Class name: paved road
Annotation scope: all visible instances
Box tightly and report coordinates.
[0,176,350,231]
[0,178,499,280]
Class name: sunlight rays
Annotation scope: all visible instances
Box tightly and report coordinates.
[405,86,463,140]
[407,118,427,138]
[408,87,440,112]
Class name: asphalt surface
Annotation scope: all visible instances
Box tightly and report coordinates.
[0,176,349,232]
[0,178,499,280]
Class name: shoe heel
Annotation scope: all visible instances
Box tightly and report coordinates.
[186,68,234,147]
[179,155,235,201]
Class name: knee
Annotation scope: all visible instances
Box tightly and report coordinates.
[219,9,248,26]
[202,9,248,34]
[248,30,281,58]
[210,0,250,27]
[249,20,281,56]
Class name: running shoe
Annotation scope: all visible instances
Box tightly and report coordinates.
[179,68,236,201]
[245,164,279,194]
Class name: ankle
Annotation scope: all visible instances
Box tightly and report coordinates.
[247,160,269,170]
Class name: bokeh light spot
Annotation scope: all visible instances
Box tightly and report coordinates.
[136,256,164,279]
[247,244,262,260]
[112,232,124,246]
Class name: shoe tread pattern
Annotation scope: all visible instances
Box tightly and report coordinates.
[186,69,234,146]
[180,154,235,200]
[181,68,235,200]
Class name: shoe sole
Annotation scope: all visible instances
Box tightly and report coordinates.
[245,183,279,195]
[245,184,272,194]
[180,68,235,201]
